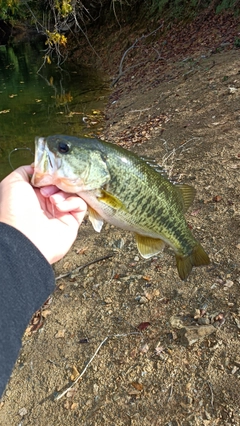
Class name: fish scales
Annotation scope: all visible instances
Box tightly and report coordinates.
[102,150,193,253]
[32,134,210,279]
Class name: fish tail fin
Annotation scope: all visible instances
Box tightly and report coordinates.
[176,244,210,280]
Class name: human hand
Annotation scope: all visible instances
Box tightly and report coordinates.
[0,165,87,264]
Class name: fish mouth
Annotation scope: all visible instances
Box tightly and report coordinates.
[31,137,58,187]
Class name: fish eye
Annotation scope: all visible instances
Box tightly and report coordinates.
[58,142,70,154]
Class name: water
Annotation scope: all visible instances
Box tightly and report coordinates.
[0,41,110,180]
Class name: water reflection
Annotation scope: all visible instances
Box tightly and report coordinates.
[0,41,109,179]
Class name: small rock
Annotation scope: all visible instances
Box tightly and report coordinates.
[170,315,185,329]
[198,317,210,325]
[93,383,99,395]
[19,407,27,417]
[228,86,238,94]
[193,309,201,319]
[179,325,216,346]
[138,296,148,304]
[234,315,240,329]
[224,280,234,289]
[231,365,239,375]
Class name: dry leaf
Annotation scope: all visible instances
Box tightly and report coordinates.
[137,322,151,331]
[131,382,143,391]
[58,284,65,290]
[139,343,149,354]
[142,275,151,281]
[66,388,77,398]
[41,309,51,318]
[155,345,164,356]
[71,402,78,410]
[213,195,222,202]
[71,365,80,381]
[55,330,65,338]
[64,400,71,409]
[76,246,88,254]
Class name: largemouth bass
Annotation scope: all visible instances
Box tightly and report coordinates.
[32,134,210,280]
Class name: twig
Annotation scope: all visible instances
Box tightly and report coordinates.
[207,381,214,408]
[112,23,163,87]
[129,108,151,113]
[55,253,114,281]
[54,336,108,401]
[167,383,174,401]
[54,332,140,401]
[162,137,202,165]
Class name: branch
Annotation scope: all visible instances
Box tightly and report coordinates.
[112,23,163,87]
[55,253,114,281]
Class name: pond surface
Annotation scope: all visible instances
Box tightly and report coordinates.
[0,41,110,180]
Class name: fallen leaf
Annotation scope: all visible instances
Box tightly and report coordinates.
[142,275,151,281]
[190,209,201,216]
[66,388,77,398]
[155,345,164,356]
[71,402,78,410]
[137,322,151,331]
[58,284,65,290]
[55,330,65,338]
[139,343,149,354]
[41,309,51,318]
[131,382,143,391]
[64,400,71,409]
[213,195,222,202]
[76,246,88,254]
[71,365,80,381]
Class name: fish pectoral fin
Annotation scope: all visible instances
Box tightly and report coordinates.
[88,207,104,232]
[98,189,125,211]
[135,234,165,259]
[177,184,196,212]
[176,243,210,280]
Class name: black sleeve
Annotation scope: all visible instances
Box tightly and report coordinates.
[0,223,56,397]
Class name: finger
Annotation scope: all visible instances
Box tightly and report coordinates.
[40,186,61,197]
[50,193,87,213]
[70,209,87,226]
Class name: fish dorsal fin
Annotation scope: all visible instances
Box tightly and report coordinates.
[98,189,125,211]
[177,184,196,212]
[141,157,168,178]
[134,233,165,259]
[88,207,104,232]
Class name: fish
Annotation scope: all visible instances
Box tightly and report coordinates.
[32,134,210,280]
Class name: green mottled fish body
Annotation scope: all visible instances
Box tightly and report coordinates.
[32,135,210,279]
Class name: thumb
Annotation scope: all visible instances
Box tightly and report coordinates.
[2,165,34,184]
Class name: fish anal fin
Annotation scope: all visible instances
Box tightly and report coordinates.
[177,184,196,212]
[88,206,104,232]
[135,234,165,259]
[176,244,210,280]
[99,189,124,211]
